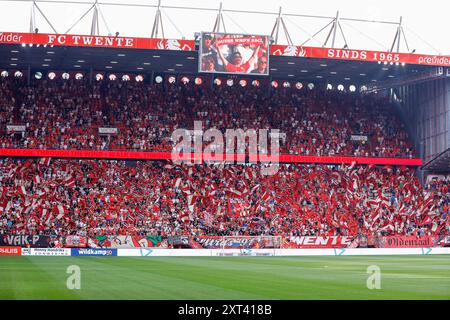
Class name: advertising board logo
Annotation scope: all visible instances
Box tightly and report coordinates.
[239,249,253,256]
[75,248,117,256]
[157,39,192,51]
[284,45,306,57]
[272,46,306,57]
[0,32,23,43]
[196,237,256,248]
[237,248,273,256]
[21,248,32,256]
[140,248,153,256]
[0,246,22,256]
[334,248,346,256]
[32,248,71,256]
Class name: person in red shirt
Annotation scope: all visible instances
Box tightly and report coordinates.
[216,44,260,73]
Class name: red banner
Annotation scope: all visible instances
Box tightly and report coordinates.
[0,246,22,256]
[439,236,450,247]
[374,236,438,248]
[1,31,449,67]
[0,31,194,51]
[88,235,164,248]
[65,235,87,248]
[285,236,354,248]
[271,44,450,67]
[0,148,423,166]
[194,236,258,249]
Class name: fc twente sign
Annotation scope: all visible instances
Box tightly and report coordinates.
[1,31,449,67]
[0,32,195,51]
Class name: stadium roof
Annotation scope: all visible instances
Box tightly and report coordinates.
[1,31,447,86]
[1,0,449,55]
[0,42,434,84]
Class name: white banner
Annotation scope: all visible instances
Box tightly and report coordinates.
[277,248,450,256]
[350,135,368,141]
[118,248,213,257]
[15,247,450,257]
[117,248,450,257]
[213,249,275,256]
[269,132,286,140]
[21,248,71,256]
[7,125,26,132]
[98,127,118,135]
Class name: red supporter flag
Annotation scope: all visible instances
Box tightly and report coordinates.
[180,212,190,224]
[55,205,67,219]
[18,186,26,196]
[39,157,51,166]
[64,176,76,188]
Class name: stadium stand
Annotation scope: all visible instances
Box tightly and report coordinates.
[0,158,448,242]
[0,77,415,158]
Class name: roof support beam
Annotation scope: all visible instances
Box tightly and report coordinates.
[212,2,226,33]
[323,11,348,49]
[90,2,99,35]
[29,0,59,34]
[270,7,293,45]
[64,2,96,34]
[151,0,165,38]
[390,16,411,53]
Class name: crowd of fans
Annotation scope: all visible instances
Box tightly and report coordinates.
[0,158,448,241]
[1,76,445,247]
[0,77,415,158]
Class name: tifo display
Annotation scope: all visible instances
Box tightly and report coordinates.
[0,158,448,247]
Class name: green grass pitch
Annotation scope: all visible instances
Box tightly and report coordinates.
[0,256,449,299]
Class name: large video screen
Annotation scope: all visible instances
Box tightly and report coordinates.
[199,32,270,75]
